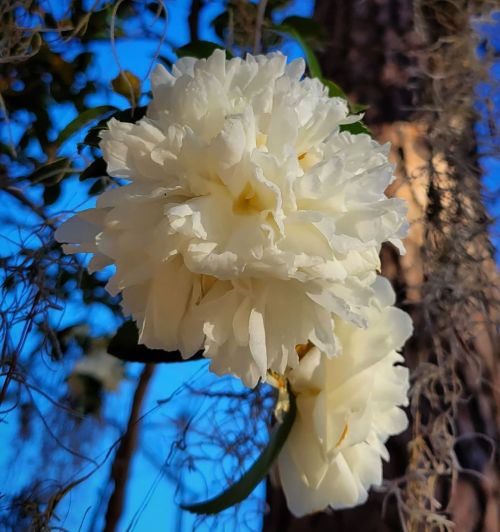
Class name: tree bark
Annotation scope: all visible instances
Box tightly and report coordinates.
[264,1,500,530]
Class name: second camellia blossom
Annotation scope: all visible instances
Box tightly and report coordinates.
[277,278,412,516]
[56,50,409,386]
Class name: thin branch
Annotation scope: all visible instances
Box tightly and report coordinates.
[103,364,155,532]
[253,0,269,54]
[188,0,202,42]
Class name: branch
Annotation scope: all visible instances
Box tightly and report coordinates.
[253,0,269,54]
[0,181,54,227]
[188,0,202,42]
[103,364,155,532]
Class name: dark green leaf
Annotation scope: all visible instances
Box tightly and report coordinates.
[28,157,73,185]
[80,157,107,181]
[211,13,228,41]
[350,102,370,113]
[176,41,232,59]
[159,55,173,69]
[279,16,326,42]
[340,120,372,136]
[111,106,148,123]
[43,182,61,205]
[81,126,106,149]
[88,178,107,196]
[181,384,297,515]
[111,71,141,104]
[323,81,370,117]
[107,321,204,363]
[56,105,116,147]
[323,79,347,99]
[81,106,147,148]
[271,23,322,79]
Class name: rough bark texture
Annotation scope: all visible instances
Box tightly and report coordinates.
[263,1,500,530]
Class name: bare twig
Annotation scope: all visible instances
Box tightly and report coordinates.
[253,0,268,54]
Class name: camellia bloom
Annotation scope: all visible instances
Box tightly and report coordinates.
[277,278,412,516]
[56,50,408,386]
[73,350,124,391]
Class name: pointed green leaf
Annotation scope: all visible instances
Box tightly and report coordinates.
[323,79,347,99]
[324,82,370,121]
[340,120,372,136]
[28,157,73,184]
[272,23,322,79]
[271,22,370,119]
[81,106,148,148]
[43,182,62,205]
[107,321,203,363]
[111,71,141,104]
[350,102,370,113]
[79,157,107,181]
[279,16,326,42]
[56,105,116,147]
[88,178,108,196]
[181,384,297,515]
[109,106,148,124]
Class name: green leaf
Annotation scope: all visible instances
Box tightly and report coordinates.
[211,13,228,41]
[88,178,107,196]
[323,79,347,99]
[279,16,326,42]
[43,182,61,205]
[81,106,147,148]
[80,127,105,149]
[111,70,141,104]
[107,321,203,363]
[318,79,370,116]
[28,157,73,185]
[271,20,370,119]
[350,102,370,113]
[340,120,372,136]
[176,40,232,59]
[181,384,297,515]
[56,105,116,147]
[79,157,107,181]
[272,23,322,79]
[111,106,148,123]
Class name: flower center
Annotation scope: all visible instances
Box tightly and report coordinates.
[295,341,314,359]
[200,274,217,299]
[233,182,266,215]
[256,132,268,149]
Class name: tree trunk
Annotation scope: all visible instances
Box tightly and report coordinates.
[264,1,500,530]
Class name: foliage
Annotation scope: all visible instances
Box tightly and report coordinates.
[181,383,296,515]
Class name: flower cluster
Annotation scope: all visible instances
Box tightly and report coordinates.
[56,50,412,515]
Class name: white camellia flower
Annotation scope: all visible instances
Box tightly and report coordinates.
[56,50,408,386]
[188,274,378,387]
[277,278,412,516]
[73,350,124,391]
